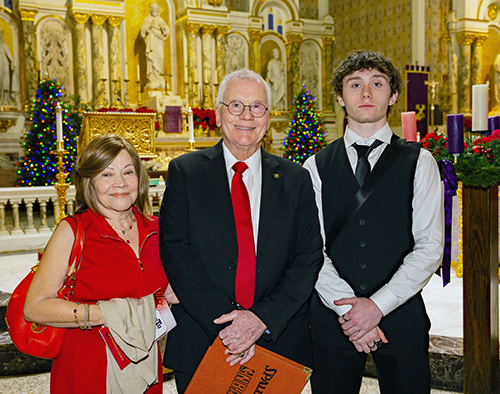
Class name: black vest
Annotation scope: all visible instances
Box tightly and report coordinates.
[315,135,420,296]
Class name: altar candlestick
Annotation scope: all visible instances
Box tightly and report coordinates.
[488,115,500,134]
[188,107,194,142]
[401,111,417,141]
[447,114,464,158]
[56,104,63,146]
[472,84,488,132]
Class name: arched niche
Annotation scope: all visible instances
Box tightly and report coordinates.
[36,16,74,96]
[225,32,249,74]
[260,32,286,111]
[0,7,20,109]
[299,39,322,107]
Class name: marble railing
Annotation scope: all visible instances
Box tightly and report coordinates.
[0,184,166,253]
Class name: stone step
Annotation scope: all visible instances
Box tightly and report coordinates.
[0,291,8,332]
[0,332,52,375]
[365,335,463,392]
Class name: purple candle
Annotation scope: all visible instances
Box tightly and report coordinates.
[447,114,464,154]
[488,115,500,134]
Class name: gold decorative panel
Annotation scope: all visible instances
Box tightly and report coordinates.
[78,112,156,158]
[0,119,15,133]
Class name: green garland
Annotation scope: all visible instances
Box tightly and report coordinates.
[454,138,500,188]
[421,133,500,188]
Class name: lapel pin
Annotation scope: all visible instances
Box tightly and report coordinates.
[274,173,280,179]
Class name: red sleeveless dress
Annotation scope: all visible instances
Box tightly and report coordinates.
[50,208,168,394]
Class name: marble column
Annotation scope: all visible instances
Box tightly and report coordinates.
[215,26,229,93]
[322,36,335,110]
[201,25,216,108]
[456,32,474,114]
[185,23,201,107]
[108,16,124,107]
[71,13,90,105]
[19,8,38,104]
[248,29,262,73]
[472,34,488,86]
[90,14,108,107]
[286,33,303,108]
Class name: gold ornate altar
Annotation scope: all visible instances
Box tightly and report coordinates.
[78,112,156,158]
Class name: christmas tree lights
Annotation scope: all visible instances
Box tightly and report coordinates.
[282,87,326,165]
[17,79,79,186]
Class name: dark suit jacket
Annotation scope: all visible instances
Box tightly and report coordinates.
[159,140,323,373]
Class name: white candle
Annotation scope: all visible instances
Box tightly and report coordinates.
[137,64,140,80]
[188,107,194,142]
[472,84,488,132]
[56,104,63,144]
[113,65,118,80]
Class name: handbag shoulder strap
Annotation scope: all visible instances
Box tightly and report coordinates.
[66,215,84,271]
[325,138,406,252]
[63,215,85,300]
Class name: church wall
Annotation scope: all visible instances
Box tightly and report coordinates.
[328,0,413,129]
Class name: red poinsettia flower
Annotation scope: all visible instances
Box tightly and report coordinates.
[464,117,472,131]
[97,106,159,129]
[192,107,217,130]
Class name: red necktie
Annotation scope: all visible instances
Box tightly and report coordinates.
[231,162,256,309]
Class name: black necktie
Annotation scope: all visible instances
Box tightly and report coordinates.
[353,140,383,186]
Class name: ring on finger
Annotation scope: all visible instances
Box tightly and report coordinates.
[239,353,245,357]
[374,340,383,347]
[342,314,349,322]
[368,344,376,350]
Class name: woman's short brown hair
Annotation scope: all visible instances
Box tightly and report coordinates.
[73,134,152,216]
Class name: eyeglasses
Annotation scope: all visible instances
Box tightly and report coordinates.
[220,100,268,118]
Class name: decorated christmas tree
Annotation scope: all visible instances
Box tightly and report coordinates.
[282,88,326,165]
[17,79,79,186]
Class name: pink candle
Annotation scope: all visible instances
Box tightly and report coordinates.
[401,111,417,141]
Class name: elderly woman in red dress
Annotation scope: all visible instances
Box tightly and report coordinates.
[25,134,177,393]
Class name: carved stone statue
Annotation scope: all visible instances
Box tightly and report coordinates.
[267,48,286,110]
[140,3,169,90]
[0,27,15,105]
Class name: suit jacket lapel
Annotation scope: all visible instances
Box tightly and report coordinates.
[257,149,281,257]
[202,140,237,241]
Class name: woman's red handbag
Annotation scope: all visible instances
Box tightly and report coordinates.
[5,216,84,359]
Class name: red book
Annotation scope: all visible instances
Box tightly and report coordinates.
[185,337,312,394]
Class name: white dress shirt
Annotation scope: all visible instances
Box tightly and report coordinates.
[303,123,444,317]
[223,142,262,251]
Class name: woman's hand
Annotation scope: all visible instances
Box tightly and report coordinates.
[164,283,180,304]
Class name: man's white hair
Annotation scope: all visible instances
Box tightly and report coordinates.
[216,69,271,108]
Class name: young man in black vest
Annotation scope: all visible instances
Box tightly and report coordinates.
[303,51,444,393]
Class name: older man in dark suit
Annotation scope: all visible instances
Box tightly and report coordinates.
[159,69,323,393]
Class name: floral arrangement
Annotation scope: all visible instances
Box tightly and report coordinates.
[421,128,500,188]
[192,108,217,131]
[143,151,172,172]
[98,106,160,130]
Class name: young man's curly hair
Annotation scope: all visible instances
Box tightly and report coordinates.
[331,51,404,115]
